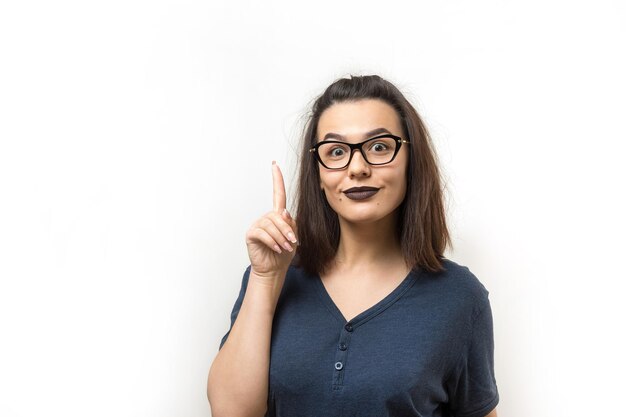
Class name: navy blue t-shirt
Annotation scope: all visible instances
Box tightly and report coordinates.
[219,258,499,417]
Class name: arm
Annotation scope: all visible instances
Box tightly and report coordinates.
[207,269,285,417]
[208,161,297,417]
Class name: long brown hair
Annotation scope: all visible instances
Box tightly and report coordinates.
[292,74,452,276]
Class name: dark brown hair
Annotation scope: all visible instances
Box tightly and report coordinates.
[292,74,451,276]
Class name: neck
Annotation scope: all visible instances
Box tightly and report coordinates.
[332,211,405,272]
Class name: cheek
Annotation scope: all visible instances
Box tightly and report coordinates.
[329,191,346,206]
[320,174,342,196]
[320,181,344,205]
[392,175,408,200]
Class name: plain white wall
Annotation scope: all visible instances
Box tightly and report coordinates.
[1,0,625,416]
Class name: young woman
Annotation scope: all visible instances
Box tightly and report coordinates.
[207,75,499,417]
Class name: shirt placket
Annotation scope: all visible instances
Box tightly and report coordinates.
[332,322,354,389]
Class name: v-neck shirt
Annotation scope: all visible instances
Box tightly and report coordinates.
[219,258,499,417]
[315,267,416,327]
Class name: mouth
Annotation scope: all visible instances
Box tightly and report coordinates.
[343,186,380,201]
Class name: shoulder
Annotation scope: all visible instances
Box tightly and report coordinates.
[416,258,491,316]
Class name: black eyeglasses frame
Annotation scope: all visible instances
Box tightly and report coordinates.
[309,134,410,170]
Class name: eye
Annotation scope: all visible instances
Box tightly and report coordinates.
[330,147,345,157]
[370,142,389,152]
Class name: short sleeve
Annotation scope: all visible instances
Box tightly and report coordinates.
[445,297,499,417]
[218,265,251,350]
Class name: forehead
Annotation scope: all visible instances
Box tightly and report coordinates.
[317,99,402,141]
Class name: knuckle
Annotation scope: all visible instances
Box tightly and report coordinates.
[267,211,281,222]
[245,230,257,242]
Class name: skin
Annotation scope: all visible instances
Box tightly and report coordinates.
[208,163,297,417]
[317,99,409,226]
[244,161,298,277]
[316,99,411,283]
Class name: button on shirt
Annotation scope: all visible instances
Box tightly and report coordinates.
[219,258,499,417]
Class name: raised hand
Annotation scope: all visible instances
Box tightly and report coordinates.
[245,161,299,278]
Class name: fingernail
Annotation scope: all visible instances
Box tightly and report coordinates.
[283,241,293,252]
[272,160,276,165]
[287,232,297,243]
[273,244,282,254]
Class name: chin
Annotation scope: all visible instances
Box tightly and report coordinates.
[344,217,385,226]
[337,209,394,225]
[327,193,403,224]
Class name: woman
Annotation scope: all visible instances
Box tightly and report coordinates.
[207,75,499,417]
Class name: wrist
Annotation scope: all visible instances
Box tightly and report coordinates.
[249,266,287,282]
[249,267,287,295]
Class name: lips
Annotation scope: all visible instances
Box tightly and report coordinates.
[343,186,380,201]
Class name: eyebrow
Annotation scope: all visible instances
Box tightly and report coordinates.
[322,127,392,142]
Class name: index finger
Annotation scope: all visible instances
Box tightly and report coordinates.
[272,161,286,212]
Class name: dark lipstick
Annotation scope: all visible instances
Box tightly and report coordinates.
[343,186,380,201]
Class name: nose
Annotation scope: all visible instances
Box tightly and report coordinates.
[347,149,371,177]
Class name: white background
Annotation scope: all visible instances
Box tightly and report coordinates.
[1,1,625,416]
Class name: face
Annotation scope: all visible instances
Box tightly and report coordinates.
[316,99,409,226]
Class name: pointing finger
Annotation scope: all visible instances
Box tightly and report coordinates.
[272,161,286,212]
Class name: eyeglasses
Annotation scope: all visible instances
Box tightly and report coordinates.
[309,134,410,170]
